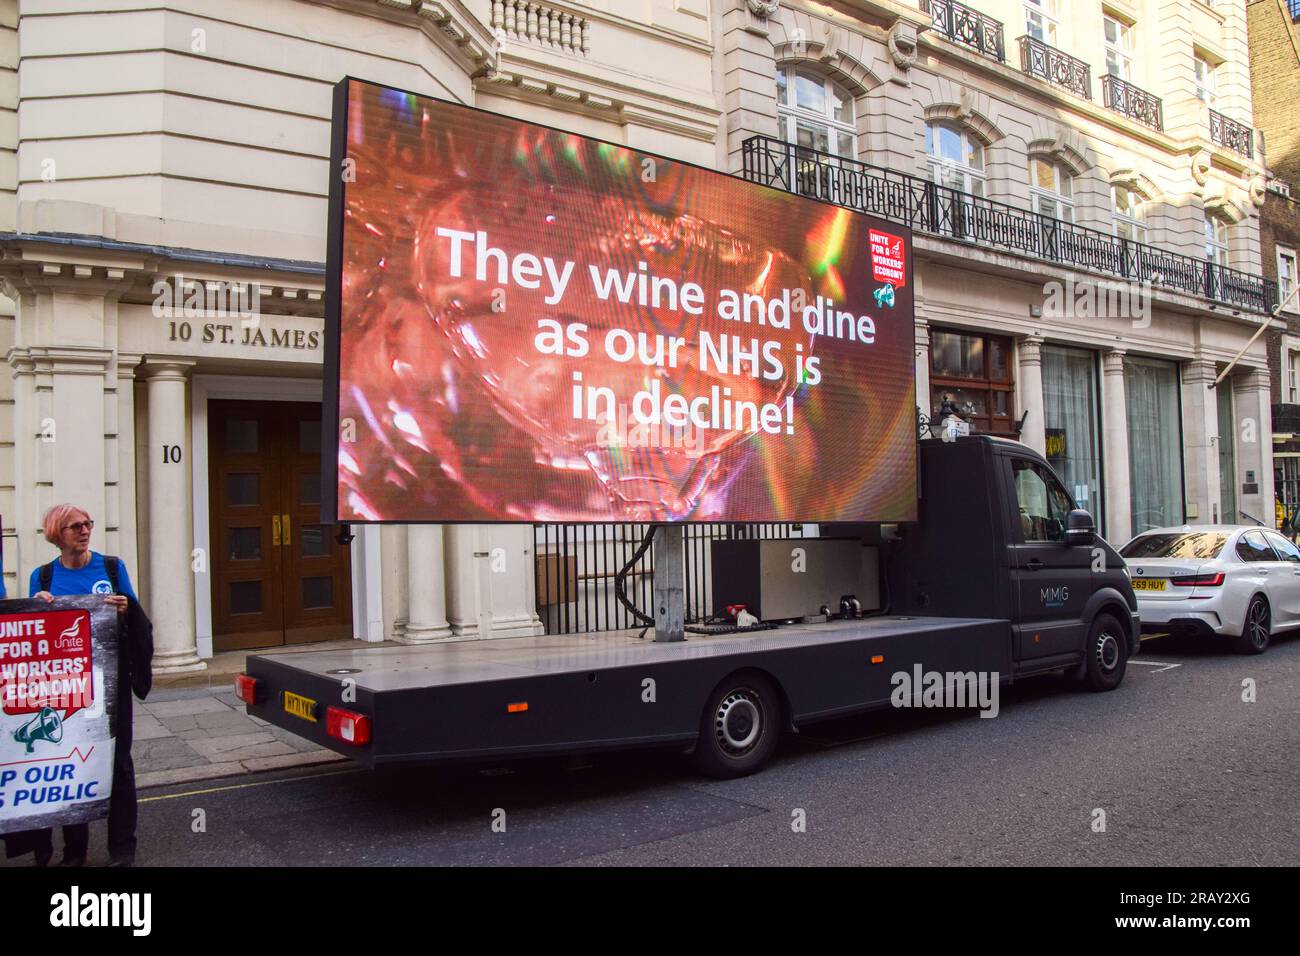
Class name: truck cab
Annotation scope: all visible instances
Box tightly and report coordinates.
[881,436,1138,680]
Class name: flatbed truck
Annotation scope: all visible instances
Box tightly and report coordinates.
[240,435,1139,778]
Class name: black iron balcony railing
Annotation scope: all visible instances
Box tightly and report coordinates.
[920,0,1005,62]
[1102,74,1164,131]
[1209,109,1254,158]
[741,135,1277,314]
[1017,34,1092,100]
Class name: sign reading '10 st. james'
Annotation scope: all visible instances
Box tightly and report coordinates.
[322,78,917,524]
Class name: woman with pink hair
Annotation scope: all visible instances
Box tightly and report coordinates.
[8,504,144,867]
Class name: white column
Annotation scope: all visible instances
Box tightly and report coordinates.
[1180,359,1219,526]
[1101,349,1132,545]
[1237,367,1274,525]
[914,319,930,426]
[402,524,451,642]
[484,525,545,637]
[1017,335,1046,455]
[144,359,204,674]
[445,524,487,639]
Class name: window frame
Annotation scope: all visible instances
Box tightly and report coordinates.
[1029,156,1075,223]
[776,66,857,161]
[1277,245,1298,314]
[1025,0,1061,45]
[1103,14,1134,82]
[926,121,987,198]
[1194,55,1218,111]
[1111,184,1148,244]
[929,327,1016,437]
[1204,212,1230,268]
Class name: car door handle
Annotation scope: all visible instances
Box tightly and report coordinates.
[1025,558,1044,571]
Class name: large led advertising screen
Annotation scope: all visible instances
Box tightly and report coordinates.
[323,78,917,523]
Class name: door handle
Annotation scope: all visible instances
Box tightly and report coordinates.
[282,513,291,545]
[1026,558,1044,571]
[272,514,281,547]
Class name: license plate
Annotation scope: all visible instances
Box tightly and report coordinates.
[283,691,318,722]
[1132,579,1167,592]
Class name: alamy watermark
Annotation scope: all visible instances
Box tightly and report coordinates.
[890,665,1000,718]
[1043,277,1152,328]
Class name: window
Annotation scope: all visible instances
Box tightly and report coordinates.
[1043,345,1103,524]
[1204,212,1230,267]
[776,67,856,160]
[1025,0,1061,45]
[1029,157,1074,222]
[1125,356,1184,535]
[1235,531,1277,563]
[1278,246,1297,312]
[1103,15,1133,81]
[929,329,1015,435]
[1121,532,1227,559]
[1112,185,1147,244]
[1289,350,1300,404]
[926,122,986,197]
[1265,532,1300,562]
[1194,55,1217,111]
[1013,459,1074,543]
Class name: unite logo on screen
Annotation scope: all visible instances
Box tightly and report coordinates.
[869,229,907,290]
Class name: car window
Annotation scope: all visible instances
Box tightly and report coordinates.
[1265,533,1300,563]
[1236,531,1278,562]
[1120,532,1227,559]
[1012,459,1072,542]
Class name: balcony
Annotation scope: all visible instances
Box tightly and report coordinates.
[1102,74,1163,132]
[741,134,1277,314]
[1209,109,1254,159]
[920,0,1005,63]
[1017,35,1092,100]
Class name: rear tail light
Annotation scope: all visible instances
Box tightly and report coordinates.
[234,673,259,705]
[1170,572,1225,587]
[326,706,372,746]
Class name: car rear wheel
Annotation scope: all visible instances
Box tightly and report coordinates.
[1234,596,1271,655]
[693,672,782,779]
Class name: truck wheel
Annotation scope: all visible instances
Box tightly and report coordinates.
[1081,613,1128,692]
[1233,596,1271,655]
[693,672,782,779]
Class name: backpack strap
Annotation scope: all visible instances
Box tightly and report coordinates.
[103,555,121,596]
[39,561,54,593]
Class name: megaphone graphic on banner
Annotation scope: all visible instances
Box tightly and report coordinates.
[14,706,63,753]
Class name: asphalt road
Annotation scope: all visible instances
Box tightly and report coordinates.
[9,634,1299,867]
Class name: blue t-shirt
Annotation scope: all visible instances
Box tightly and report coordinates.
[28,552,137,601]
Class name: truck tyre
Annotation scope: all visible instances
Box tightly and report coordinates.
[1233,596,1271,655]
[693,672,782,779]
[1081,612,1128,692]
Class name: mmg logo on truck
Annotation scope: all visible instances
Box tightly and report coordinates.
[890,665,999,718]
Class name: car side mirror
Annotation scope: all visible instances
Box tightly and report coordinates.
[1064,509,1095,546]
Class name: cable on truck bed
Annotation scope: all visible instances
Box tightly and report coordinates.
[616,525,656,628]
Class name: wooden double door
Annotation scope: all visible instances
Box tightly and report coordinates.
[209,400,352,651]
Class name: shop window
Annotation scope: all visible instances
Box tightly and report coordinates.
[1042,345,1103,524]
[1124,356,1184,535]
[930,329,1015,436]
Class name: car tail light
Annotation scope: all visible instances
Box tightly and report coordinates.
[326,706,372,746]
[234,673,259,704]
[1170,572,1225,587]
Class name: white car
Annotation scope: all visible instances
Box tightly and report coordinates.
[1120,524,1300,654]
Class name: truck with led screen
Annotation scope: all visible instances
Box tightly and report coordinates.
[322,77,917,524]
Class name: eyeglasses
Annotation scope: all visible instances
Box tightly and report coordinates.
[63,520,94,533]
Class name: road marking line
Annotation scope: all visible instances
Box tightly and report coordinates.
[1130,660,1182,673]
[139,767,361,803]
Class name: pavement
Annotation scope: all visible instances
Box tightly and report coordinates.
[133,640,387,788]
